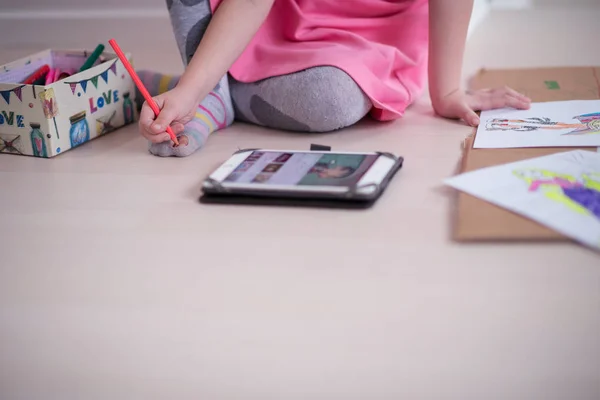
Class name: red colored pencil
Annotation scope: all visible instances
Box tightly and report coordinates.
[24,64,50,85]
[108,39,179,146]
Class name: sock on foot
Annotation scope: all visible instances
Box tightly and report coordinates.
[135,70,179,111]
[137,72,234,157]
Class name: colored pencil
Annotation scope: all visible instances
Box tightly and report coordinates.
[52,68,61,83]
[79,44,105,72]
[108,38,179,146]
[24,64,50,85]
[45,68,55,85]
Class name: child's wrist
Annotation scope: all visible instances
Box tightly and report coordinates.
[173,81,205,105]
[177,70,210,101]
[430,86,460,105]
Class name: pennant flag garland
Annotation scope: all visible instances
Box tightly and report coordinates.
[63,59,117,95]
[14,86,22,101]
[0,85,26,105]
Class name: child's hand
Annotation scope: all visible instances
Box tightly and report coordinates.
[432,87,531,127]
[139,87,198,143]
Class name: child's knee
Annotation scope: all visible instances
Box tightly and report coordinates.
[230,66,372,132]
[292,67,372,131]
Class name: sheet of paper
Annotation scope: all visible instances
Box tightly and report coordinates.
[474,100,600,149]
[444,150,600,251]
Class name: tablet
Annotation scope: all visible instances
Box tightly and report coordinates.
[200,149,403,208]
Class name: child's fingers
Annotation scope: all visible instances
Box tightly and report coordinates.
[491,93,528,110]
[468,87,531,111]
[499,87,531,109]
[138,95,178,143]
[139,95,174,134]
[472,91,529,111]
[464,109,480,127]
[139,106,170,143]
[502,86,531,102]
[457,103,480,126]
[151,104,178,134]
[140,124,171,143]
[178,134,189,146]
[497,92,531,110]
[139,101,159,134]
[172,122,185,135]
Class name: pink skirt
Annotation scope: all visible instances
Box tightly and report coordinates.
[210,0,429,121]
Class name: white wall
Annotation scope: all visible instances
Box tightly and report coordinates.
[0,0,166,16]
[0,0,164,10]
[491,0,598,7]
[469,0,492,37]
[533,0,598,5]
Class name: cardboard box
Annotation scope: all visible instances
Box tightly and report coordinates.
[0,49,137,158]
[453,66,600,241]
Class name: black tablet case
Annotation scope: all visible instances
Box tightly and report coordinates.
[199,145,404,209]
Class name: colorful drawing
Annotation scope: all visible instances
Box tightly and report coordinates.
[95,110,117,136]
[0,133,24,155]
[444,150,600,250]
[39,88,60,139]
[123,92,134,124]
[69,111,90,147]
[486,113,600,135]
[513,169,600,220]
[30,122,48,158]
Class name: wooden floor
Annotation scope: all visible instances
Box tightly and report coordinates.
[1,6,599,400]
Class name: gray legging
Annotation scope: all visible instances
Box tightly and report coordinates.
[167,0,372,132]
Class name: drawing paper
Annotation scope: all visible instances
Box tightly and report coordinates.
[445,150,600,250]
[474,100,600,149]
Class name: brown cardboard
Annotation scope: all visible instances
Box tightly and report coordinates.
[453,67,600,241]
[469,67,600,101]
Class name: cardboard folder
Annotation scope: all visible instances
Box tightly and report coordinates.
[453,66,600,241]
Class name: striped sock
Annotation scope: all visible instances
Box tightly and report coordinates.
[136,70,180,110]
[136,71,234,157]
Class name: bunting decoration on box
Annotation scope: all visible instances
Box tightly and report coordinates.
[0,85,25,105]
[64,59,117,95]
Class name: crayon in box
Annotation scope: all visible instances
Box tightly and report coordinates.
[0,49,137,158]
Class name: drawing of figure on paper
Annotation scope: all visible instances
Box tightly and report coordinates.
[486,112,600,135]
[513,169,600,220]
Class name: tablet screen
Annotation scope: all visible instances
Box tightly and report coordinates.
[223,151,379,187]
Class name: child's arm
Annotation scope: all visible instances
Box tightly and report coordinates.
[178,0,275,104]
[143,0,275,140]
[428,0,472,106]
[428,0,530,126]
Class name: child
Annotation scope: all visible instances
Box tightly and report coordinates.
[138,0,532,157]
